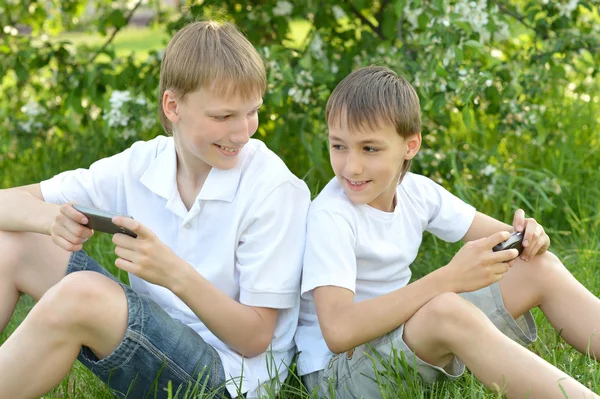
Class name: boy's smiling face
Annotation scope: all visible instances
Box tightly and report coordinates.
[163,87,263,171]
[328,122,421,212]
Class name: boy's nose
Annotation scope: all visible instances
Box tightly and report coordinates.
[344,153,364,176]
[230,121,250,145]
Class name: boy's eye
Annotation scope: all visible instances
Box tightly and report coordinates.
[213,115,231,121]
[331,144,345,150]
[364,146,379,153]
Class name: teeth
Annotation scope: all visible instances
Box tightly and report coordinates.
[350,181,367,186]
[217,145,237,153]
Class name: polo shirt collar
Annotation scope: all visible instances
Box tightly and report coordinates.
[140,137,244,204]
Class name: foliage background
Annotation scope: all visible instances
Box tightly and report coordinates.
[1,0,600,397]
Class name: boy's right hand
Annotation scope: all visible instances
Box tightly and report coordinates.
[442,231,519,293]
[49,203,94,252]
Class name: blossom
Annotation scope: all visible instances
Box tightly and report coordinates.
[557,0,578,17]
[482,165,496,176]
[21,101,44,117]
[332,5,346,21]
[310,33,325,59]
[273,1,293,17]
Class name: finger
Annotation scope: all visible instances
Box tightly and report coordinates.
[62,202,89,225]
[52,234,83,253]
[484,230,512,249]
[60,216,94,240]
[522,219,539,248]
[112,232,137,249]
[522,223,541,260]
[526,234,547,261]
[490,248,520,263]
[512,209,526,232]
[115,257,138,274]
[114,245,137,263]
[55,222,92,245]
[112,216,146,238]
[490,262,510,276]
[506,257,518,267]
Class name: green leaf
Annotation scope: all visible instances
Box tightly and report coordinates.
[462,106,473,129]
[455,47,464,65]
[395,0,406,17]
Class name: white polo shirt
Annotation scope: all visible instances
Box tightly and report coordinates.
[295,173,476,376]
[40,135,311,397]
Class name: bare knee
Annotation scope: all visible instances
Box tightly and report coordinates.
[516,251,567,293]
[34,272,123,333]
[410,292,488,343]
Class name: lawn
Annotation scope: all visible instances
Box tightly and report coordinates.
[3,21,600,399]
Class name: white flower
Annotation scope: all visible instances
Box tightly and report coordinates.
[494,21,510,42]
[331,63,339,74]
[21,101,44,117]
[109,90,132,108]
[557,0,578,17]
[310,33,325,59]
[332,5,346,21]
[485,79,493,87]
[121,128,137,139]
[482,165,496,176]
[141,116,156,130]
[273,1,293,17]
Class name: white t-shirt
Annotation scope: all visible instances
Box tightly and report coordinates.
[40,136,311,397]
[295,173,476,376]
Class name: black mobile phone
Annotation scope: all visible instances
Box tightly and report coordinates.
[72,204,137,238]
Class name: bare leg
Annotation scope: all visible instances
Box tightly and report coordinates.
[0,231,71,330]
[498,251,600,357]
[403,292,598,399]
[0,271,128,399]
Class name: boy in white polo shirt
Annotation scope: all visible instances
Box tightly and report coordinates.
[0,21,309,398]
[296,66,600,398]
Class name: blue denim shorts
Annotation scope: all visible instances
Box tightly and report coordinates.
[66,250,230,399]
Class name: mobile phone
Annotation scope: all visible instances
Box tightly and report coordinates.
[72,204,137,238]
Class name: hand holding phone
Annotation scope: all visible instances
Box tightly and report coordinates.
[72,204,137,238]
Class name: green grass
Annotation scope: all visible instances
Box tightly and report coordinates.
[55,27,169,54]
[3,19,600,399]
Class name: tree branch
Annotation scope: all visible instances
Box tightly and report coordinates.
[344,0,383,39]
[88,0,144,63]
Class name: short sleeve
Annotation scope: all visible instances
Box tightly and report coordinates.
[236,181,311,309]
[300,209,357,299]
[39,147,133,210]
[422,178,476,242]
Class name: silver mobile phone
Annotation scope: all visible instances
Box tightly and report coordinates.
[72,204,137,238]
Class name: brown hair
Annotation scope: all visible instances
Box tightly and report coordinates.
[326,66,421,182]
[158,20,266,133]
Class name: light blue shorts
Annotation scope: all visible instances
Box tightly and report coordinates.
[303,283,537,399]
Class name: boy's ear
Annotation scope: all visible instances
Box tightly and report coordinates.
[162,90,180,123]
[404,133,422,160]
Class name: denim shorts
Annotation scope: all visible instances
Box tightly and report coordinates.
[66,250,230,399]
[303,283,537,399]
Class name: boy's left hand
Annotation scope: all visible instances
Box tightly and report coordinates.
[512,209,550,261]
[111,216,186,289]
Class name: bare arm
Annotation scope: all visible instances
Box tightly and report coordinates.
[314,231,519,354]
[461,211,513,242]
[314,270,450,354]
[173,267,277,358]
[0,184,57,234]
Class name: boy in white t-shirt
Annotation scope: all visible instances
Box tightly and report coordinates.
[0,21,310,398]
[296,66,600,398]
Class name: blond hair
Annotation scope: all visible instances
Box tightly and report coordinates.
[158,20,266,133]
[326,66,421,182]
